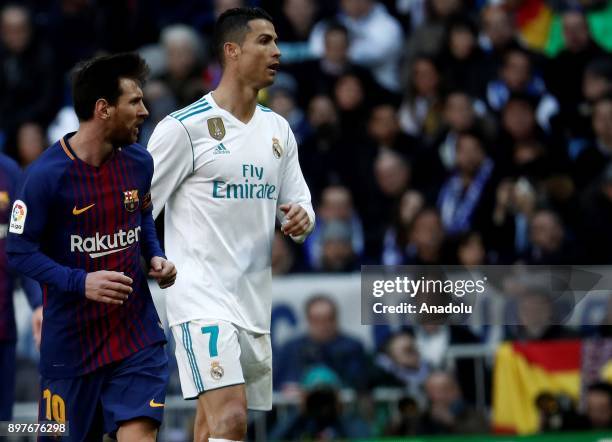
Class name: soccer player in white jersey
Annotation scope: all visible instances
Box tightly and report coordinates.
[147,7,315,442]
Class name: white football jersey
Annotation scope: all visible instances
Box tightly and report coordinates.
[148,92,314,332]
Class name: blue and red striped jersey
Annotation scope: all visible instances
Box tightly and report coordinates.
[0,152,41,341]
[7,133,166,378]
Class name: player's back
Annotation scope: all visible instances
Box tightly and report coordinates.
[7,135,165,378]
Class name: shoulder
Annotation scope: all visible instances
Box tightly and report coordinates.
[123,143,153,167]
[25,141,73,184]
[168,96,215,127]
[257,105,294,139]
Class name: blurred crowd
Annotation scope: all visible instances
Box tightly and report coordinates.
[3,0,612,439]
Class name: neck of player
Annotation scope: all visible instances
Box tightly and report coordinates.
[212,76,259,124]
[69,123,115,167]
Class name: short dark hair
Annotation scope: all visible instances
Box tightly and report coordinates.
[305,295,337,319]
[72,52,149,121]
[213,7,273,65]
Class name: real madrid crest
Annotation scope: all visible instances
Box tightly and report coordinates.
[211,361,224,380]
[272,137,283,159]
[123,189,139,212]
[207,117,226,141]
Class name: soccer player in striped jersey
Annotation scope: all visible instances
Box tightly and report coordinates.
[148,7,315,442]
[7,53,177,442]
[0,152,42,420]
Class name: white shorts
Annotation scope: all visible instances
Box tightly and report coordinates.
[171,319,272,411]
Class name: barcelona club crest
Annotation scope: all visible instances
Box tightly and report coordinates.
[272,137,283,159]
[123,190,139,212]
[207,117,226,141]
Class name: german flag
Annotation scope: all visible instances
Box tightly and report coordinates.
[492,340,581,434]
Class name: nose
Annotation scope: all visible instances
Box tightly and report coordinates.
[139,102,149,118]
[272,41,281,60]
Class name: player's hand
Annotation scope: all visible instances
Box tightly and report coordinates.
[279,203,311,237]
[31,305,43,350]
[85,271,133,305]
[149,256,177,289]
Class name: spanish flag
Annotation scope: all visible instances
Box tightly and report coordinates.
[492,340,581,434]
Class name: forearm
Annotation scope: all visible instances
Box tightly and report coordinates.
[140,209,165,262]
[8,251,86,295]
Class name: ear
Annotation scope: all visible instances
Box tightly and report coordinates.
[94,98,111,121]
[223,41,241,63]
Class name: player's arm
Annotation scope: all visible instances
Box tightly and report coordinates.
[147,116,194,219]
[140,156,177,289]
[7,169,131,305]
[277,127,315,244]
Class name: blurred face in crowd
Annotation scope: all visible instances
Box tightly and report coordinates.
[482,6,514,49]
[593,99,612,143]
[388,334,420,369]
[456,134,485,177]
[320,186,353,222]
[586,389,612,428]
[324,28,349,65]
[165,35,198,80]
[1,6,31,54]
[334,74,364,111]
[444,92,474,132]
[308,95,338,127]
[562,11,590,53]
[530,210,564,253]
[518,291,553,334]
[450,26,475,60]
[583,70,612,102]
[502,99,536,141]
[431,0,461,19]
[228,19,281,89]
[283,0,316,37]
[409,209,444,256]
[368,105,400,145]
[215,0,243,17]
[425,372,461,407]
[268,89,296,119]
[341,0,372,19]
[107,78,149,145]
[374,150,410,197]
[17,123,45,166]
[458,232,485,266]
[307,299,338,342]
[502,51,531,91]
[322,237,355,271]
[514,141,543,166]
[399,190,425,226]
[412,58,440,98]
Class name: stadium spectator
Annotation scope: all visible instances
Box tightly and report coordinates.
[437,130,496,236]
[274,295,368,391]
[319,220,360,272]
[266,72,310,143]
[309,0,404,92]
[370,331,431,403]
[579,163,612,264]
[367,103,419,159]
[285,22,380,110]
[455,231,487,266]
[304,185,364,270]
[402,207,447,265]
[399,55,445,141]
[546,10,606,122]
[15,122,46,167]
[269,365,370,440]
[402,0,463,80]
[505,287,577,340]
[274,0,318,63]
[522,208,578,265]
[418,371,488,434]
[486,48,559,132]
[382,189,425,265]
[0,4,61,144]
[574,95,612,190]
[583,382,612,430]
[438,16,488,98]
